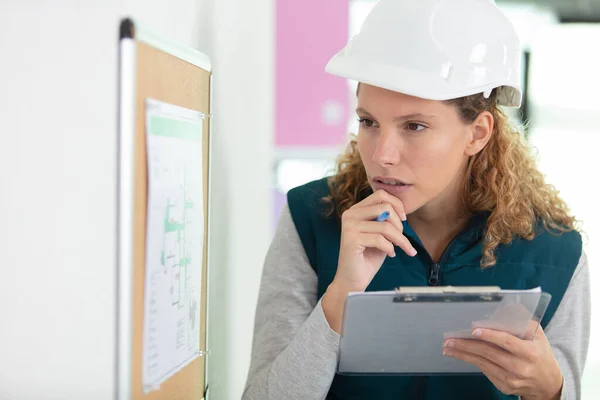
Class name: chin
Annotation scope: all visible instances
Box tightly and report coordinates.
[399,197,417,216]
[387,192,420,215]
[397,195,432,217]
[369,182,427,215]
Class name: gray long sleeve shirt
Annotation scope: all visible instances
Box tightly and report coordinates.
[243,205,591,400]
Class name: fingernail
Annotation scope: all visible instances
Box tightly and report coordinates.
[392,252,396,258]
[402,213,407,221]
[473,329,482,337]
[410,248,417,256]
[445,340,454,348]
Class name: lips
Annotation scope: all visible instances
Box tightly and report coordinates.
[372,176,413,195]
[373,176,410,186]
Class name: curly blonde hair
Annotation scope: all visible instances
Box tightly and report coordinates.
[323,89,577,268]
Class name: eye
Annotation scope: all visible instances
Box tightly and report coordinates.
[358,118,378,129]
[406,122,427,132]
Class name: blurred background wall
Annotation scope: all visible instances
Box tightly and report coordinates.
[0,0,597,399]
[272,1,599,398]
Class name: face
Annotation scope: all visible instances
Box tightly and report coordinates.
[356,84,492,215]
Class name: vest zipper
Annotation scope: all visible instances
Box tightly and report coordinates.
[428,263,441,286]
[425,232,464,287]
[414,233,466,400]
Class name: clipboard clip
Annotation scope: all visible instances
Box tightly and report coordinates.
[392,286,503,303]
[394,286,501,294]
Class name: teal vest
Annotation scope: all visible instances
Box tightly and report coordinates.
[287,178,581,400]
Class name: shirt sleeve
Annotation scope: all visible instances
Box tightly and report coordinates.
[544,250,591,400]
[242,204,340,400]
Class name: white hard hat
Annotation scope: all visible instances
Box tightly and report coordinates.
[326,0,522,107]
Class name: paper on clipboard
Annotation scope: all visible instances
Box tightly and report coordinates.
[441,287,544,339]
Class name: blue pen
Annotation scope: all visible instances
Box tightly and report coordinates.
[375,211,390,222]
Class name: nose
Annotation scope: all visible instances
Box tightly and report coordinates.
[372,130,401,167]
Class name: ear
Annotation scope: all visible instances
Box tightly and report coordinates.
[465,111,494,156]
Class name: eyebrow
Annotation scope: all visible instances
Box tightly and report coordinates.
[356,107,437,121]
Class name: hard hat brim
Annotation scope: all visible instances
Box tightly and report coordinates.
[326,52,522,108]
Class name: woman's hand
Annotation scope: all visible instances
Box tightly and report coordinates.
[322,190,417,333]
[443,326,563,400]
[334,189,417,292]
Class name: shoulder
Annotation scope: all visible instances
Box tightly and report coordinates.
[287,177,334,228]
[505,226,583,271]
[533,226,582,264]
[287,177,331,213]
[286,178,339,270]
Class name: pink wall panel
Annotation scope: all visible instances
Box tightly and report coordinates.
[276,0,350,146]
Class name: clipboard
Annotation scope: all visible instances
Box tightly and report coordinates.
[337,286,551,375]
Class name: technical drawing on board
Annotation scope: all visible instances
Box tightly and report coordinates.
[142,98,205,393]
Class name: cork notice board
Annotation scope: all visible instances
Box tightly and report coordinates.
[117,19,211,400]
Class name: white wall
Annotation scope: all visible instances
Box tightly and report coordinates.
[203,0,274,399]
[0,1,273,399]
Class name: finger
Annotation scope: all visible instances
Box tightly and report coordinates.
[394,234,417,257]
[358,233,396,258]
[472,329,530,358]
[444,339,516,372]
[374,190,407,220]
[444,347,522,393]
[347,202,404,228]
[343,204,416,256]
[535,324,548,341]
[358,221,417,257]
[346,203,405,237]
[526,321,544,341]
[443,346,492,371]
[355,189,407,221]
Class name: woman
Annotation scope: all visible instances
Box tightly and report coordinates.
[243,0,590,399]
